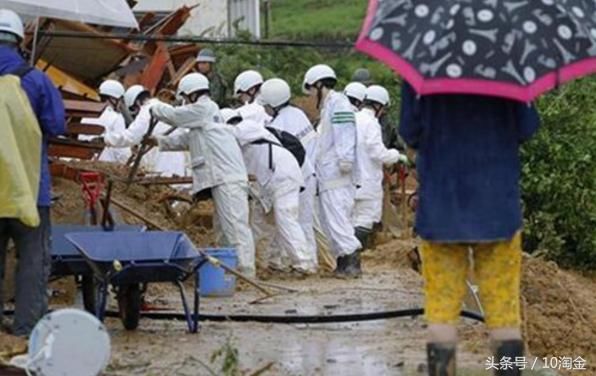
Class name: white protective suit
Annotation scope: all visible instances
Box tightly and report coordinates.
[316,91,361,257]
[81,106,131,163]
[268,105,318,267]
[237,101,271,125]
[104,99,187,177]
[353,108,401,229]
[231,119,315,272]
[151,96,256,275]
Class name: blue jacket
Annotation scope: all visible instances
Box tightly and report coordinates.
[0,46,65,207]
[399,82,540,243]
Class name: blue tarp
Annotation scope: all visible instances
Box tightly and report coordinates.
[65,231,197,262]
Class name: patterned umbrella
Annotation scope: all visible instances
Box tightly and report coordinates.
[355,0,596,101]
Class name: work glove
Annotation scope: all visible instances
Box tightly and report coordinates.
[144,136,158,147]
[384,149,401,165]
[338,160,353,174]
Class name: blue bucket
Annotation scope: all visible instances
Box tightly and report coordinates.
[199,248,238,297]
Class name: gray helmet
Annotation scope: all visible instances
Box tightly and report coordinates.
[196,48,216,63]
[352,68,372,84]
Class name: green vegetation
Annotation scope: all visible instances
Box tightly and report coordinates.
[216,41,396,98]
[265,0,367,40]
[523,77,596,270]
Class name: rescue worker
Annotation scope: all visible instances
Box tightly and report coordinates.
[150,74,257,277]
[233,70,271,125]
[351,68,372,85]
[82,80,130,163]
[343,82,367,111]
[195,48,228,106]
[303,64,362,278]
[220,108,315,274]
[351,67,402,150]
[353,85,407,249]
[0,9,66,336]
[258,78,318,270]
[104,85,187,177]
[399,82,540,375]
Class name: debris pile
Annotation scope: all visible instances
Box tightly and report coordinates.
[51,160,215,246]
[26,5,201,163]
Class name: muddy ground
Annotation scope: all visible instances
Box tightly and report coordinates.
[1,162,595,375]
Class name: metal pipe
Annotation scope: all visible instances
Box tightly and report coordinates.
[32,30,354,49]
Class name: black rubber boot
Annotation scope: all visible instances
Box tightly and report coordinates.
[354,226,371,251]
[344,249,362,278]
[334,255,349,276]
[427,342,456,376]
[494,340,524,376]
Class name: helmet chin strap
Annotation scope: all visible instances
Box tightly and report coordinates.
[107,97,119,109]
[315,82,324,110]
[373,103,384,118]
[247,87,259,104]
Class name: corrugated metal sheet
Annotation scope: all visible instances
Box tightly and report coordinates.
[229,0,260,39]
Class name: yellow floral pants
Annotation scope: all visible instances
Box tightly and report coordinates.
[420,232,522,328]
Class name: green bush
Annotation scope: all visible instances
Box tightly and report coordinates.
[522,76,596,270]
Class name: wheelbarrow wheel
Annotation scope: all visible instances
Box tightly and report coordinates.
[118,284,142,330]
[81,275,98,314]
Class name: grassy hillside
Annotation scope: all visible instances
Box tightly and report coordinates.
[265,0,367,40]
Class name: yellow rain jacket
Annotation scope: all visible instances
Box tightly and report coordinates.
[0,74,41,227]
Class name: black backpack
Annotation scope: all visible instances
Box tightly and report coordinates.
[252,126,306,170]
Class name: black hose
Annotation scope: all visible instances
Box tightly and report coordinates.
[2,308,484,325]
[102,308,484,324]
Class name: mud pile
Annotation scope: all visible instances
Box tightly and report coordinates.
[522,255,596,373]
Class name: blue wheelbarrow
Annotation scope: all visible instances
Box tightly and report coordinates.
[65,231,206,332]
[50,224,145,314]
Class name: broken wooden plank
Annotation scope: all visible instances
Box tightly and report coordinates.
[64,100,106,118]
[168,56,196,88]
[67,123,105,136]
[37,59,100,101]
[49,138,104,160]
[140,42,170,92]
[50,162,83,180]
[136,176,193,186]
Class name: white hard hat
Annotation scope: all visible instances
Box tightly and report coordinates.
[0,9,24,40]
[98,80,125,99]
[196,48,216,63]
[344,82,367,103]
[220,108,242,124]
[124,85,147,109]
[302,64,336,94]
[233,70,264,97]
[177,73,210,96]
[365,85,390,106]
[258,78,291,108]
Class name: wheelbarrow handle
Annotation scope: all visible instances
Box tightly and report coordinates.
[101,180,115,230]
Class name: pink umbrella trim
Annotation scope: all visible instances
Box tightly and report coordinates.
[355,0,596,102]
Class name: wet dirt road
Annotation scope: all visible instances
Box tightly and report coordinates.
[104,265,492,375]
